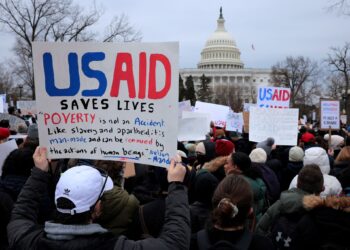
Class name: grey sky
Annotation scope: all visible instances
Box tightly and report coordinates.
[1,0,349,69]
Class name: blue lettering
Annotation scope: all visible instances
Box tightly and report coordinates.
[259,88,266,101]
[81,52,107,96]
[266,88,272,100]
[44,52,80,96]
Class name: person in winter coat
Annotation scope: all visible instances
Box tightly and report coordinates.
[289,147,342,197]
[191,174,274,250]
[7,147,190,250]
[331,146,350,177]
[249,148,281,204]
[255,164,324,236]
[224,152,267,222]
[280,146,304,191]
[194,140,216,169]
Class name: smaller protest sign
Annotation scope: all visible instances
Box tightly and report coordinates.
[17,100,37,115]
[257,86,291,108]
[0,139,18,175]
[249,107,299,146]
[320,100,340,130]
[194,101,230,128]
[340,115,347,125]
[178,100,192,118]
[178,117,208,141]
[0,94,5,113]
[226,111,243,133]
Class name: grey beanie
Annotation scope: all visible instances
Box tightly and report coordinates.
[289,146,304,162]
[256,137,275,156]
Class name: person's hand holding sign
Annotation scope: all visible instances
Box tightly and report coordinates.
[33,146,49,172]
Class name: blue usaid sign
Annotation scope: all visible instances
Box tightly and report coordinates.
[257,86,291,108]
[32,42,179,168]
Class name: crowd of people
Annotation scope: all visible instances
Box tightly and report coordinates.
[1,108,350,250]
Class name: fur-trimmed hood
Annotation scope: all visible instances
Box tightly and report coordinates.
[202,156,226,173]
[303,195,350,212]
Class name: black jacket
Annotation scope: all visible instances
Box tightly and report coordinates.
[8,168,190,250]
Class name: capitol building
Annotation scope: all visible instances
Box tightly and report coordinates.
[180,8,272,104]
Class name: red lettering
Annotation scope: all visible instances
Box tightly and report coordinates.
[138,52,147,99]
[76,113,83,122]
[51,113,61,124]
[90,114,95,124]
[282,90,290,101]
[272,89,280,101]
[44,113,50,125]
[62,113,70,124]
[110,53,136,98]
[148,54,171,99]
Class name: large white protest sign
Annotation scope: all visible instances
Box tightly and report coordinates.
[17,100,37,115]
[0,94,5,113]
[178,117,207,141]
[194,101,230,128]
[249,107,299,146]
[257,86,291,108]
[320,100,340,130]
[33,42,179,167]
[178,100,192,118]
[226,111,243,133]
[0,139,18,176]
[182,111,210,132]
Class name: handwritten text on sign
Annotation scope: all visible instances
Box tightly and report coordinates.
[257,86,291,108]
[320,100,340,130]
[33,42,179,167]
[249,107,299,146]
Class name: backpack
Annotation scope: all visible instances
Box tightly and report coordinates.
[269,212,305,250]
[197,228,252,250]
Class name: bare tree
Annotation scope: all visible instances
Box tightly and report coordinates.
[0,0,142,99]
[327,0,350,15]
[327,42,350,117]
[0,64,14,97]
[214,85,243,112]
[326,73,345,100]
[271,56,319,107]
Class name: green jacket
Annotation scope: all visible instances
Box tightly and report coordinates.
[255,188,309,235]
[98,186,139,236]
[243,176,266,222]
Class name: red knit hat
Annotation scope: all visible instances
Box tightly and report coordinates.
[215,139,235,156]
[301,132,315,143]
[0,127,10,140]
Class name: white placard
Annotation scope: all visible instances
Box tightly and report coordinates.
[340,115,347,125]
[178,100,192,118]
[17,100,37,115]
[0,139,18,175]
[257,86,291,108]
[226,111,243,133]
[33,42,179,167]
[320,100,340,130]
[182,111,210,133]
[0,94,5,113]
[194,101,230,128]
[243,103,257,112]
[249,107,299,146]
[178,117,207,141]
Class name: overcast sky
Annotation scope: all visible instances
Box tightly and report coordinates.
[1,0,349,69]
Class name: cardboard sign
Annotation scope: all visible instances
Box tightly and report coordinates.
[194,101,230,128]
[257,86,291,108]
[178,117,207,141]
[33,42,179,168]
[320,100,340,130]
[17,100,37,115]
[249,107,299,146]
[243,112,249,133]
[0,139,18,175]
[226,111,243,133]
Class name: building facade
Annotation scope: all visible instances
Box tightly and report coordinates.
[179,8,272,104]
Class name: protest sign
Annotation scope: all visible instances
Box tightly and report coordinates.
[178,117,208,141]
[194,101,230,128]
[243,103,257,112]
[0,113,26,130]
[181,111,210,132]
[257,86,291,108]
[33,42,179,167]
[178,100,192,118]
[0,139,18,176]
[17,100,37,115]
[320,100,340,130]
[226,111,243,133]
[0,94,5,113]
[249,107,299,146]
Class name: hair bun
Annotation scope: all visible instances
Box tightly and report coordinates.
[217,198,239,218]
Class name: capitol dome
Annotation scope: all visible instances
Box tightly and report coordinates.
[198,7,244,69]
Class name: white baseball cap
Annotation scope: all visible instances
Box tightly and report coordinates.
[55,165,113,215]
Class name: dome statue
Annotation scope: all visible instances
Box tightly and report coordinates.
[198,7,244,69]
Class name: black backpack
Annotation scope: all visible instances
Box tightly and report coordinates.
[197,228,252,250]
[269,212,305,250]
